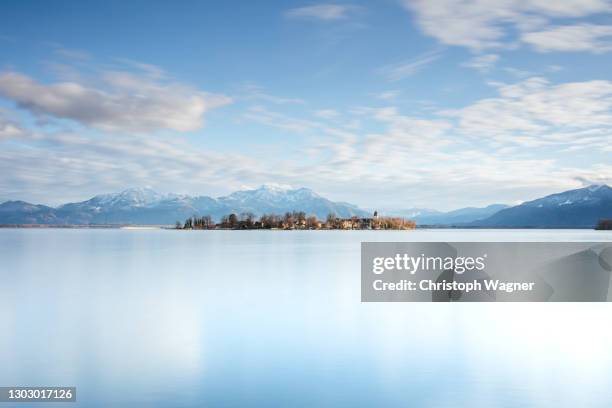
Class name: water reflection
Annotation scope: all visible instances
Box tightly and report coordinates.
[0,229,611,407]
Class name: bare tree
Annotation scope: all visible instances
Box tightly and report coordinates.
[241,212,255,228]
[306,215,318,229]
[326,213,337,229]
[228,213,238,229]
[283,212,294,229]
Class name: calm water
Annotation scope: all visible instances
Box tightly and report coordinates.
[1,229,611,407]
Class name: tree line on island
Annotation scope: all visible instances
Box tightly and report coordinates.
[596,219,612,230]
[176,211,416,230]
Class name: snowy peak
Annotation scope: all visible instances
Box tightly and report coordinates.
[523,184,612,208]
[259,183,294,192]
[104,187,163,206]
[70,187,166,210]
[221,185,320,205]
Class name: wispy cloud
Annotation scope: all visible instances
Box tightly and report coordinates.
[285,4,360,21]
[238,83,305,105]
[375,90,401,100]
[243,105,320,133]
[461,54,499,73]
[315,109,340,119]
[53,47,92,61]
[379,50,442,81]
[114,58,167,79]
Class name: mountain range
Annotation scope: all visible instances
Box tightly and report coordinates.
[0,184,610,228]
[0,185,368,225]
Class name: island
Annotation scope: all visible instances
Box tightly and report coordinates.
[596,219,612,230]
[177,211,416,230]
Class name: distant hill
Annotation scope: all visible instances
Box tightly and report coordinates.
[0,185,369,225]
[0,201,59,224]
[382,208,443,220]
[471,184,612,228]
[398,204,509,225]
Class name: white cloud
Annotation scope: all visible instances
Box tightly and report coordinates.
[461,53,500,72]
[285,4,358,21]
[403,0,523,50]
[403,0,612,51]
[522,24,612,53]
[379,50,441,81]
[0,69,231,133]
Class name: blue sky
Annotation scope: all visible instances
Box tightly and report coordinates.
[1,0,611,210]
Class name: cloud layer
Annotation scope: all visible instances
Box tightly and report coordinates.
[3,72,610,209]
[2,1,612,210]
[285,4,358,21]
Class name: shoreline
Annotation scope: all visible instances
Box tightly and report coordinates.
[0,224,607,230]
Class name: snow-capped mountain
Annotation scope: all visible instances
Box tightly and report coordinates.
[89,187,165,208]
[472,184,612,228]
[0,185,369,225]
[59,187,166,212]
[217,184,367,219]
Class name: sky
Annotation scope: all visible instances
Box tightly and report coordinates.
[0,0,611,210]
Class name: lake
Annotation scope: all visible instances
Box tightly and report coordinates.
[1,229,611,407]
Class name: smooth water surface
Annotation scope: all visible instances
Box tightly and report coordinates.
[1,229,611,407]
